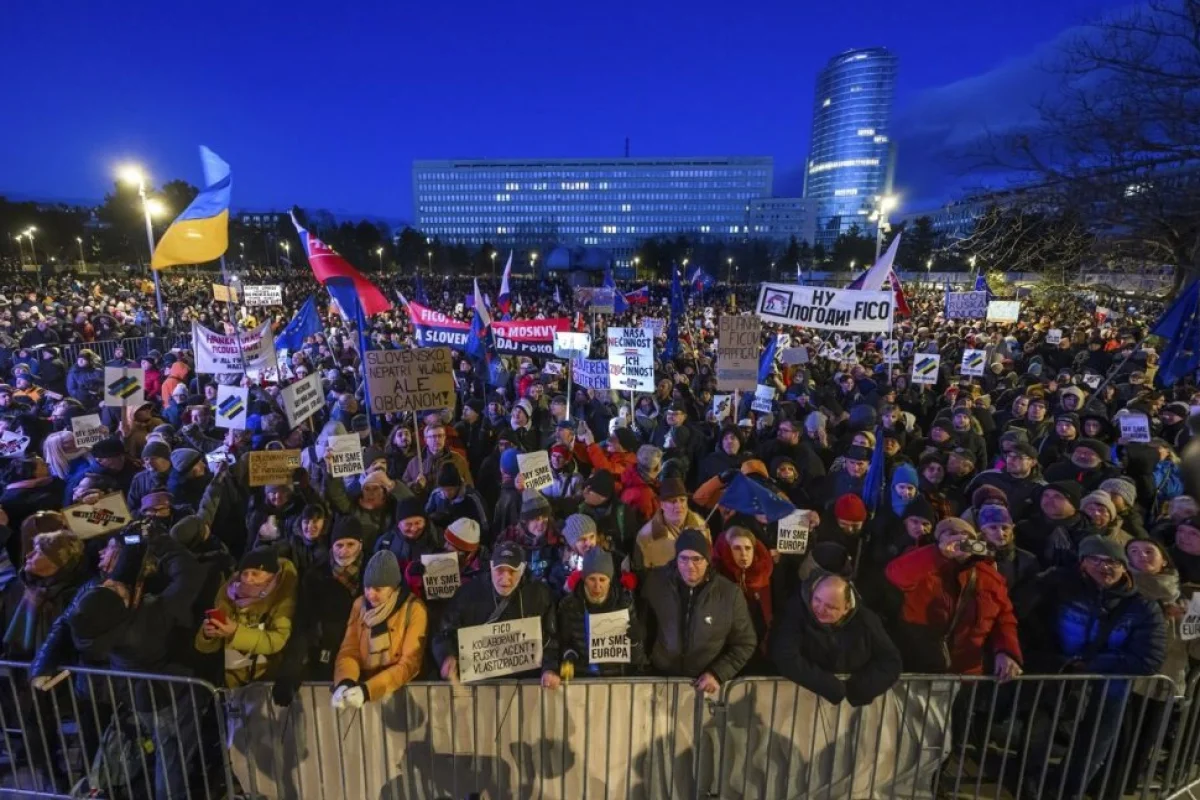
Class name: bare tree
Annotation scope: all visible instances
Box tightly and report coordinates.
[952,204,1094,280]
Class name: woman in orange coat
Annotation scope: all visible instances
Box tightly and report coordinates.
[332,550,427,708]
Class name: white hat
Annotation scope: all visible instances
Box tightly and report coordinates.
[445,518,481,552]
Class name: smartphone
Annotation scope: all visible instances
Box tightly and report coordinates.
[205,608,227,625]
[122,534,142,546]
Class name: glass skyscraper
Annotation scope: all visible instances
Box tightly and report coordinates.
[804,47,898,248]
[412,157,773,269]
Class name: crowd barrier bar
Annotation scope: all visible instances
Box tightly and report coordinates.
[57,334,190,366]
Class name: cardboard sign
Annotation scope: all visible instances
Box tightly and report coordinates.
[756,283,893,334]
[883,339,900,364]
[457,616,543,683]
[780,347,809,366]
[607,327,655,393]
[717,315,761,391]
[365,347,456,416]
[712,394,733,423]
[421,552,462,600]
[553,332,591,360]
[327,433,364,478]
[70,414,107,449]
[517,450,553,492]
[1046,329,1063,345]
[248,449,301,487]
[215,385,249,430]
[587,608,631,664]
[960,349,986,377]
[104,366,145,407]
[281,372,323,429]
[986,301,1021,322]
[571,357,610,390]
[751,384,775,414]
[242,284,284,306]
[945,291,989,319]
[1119,414,1151,443]
[1180,595,1200,641]
[0,430,30,458]
[63,492,134,539]
[212,283,240,303]
[191,320,277,374]
[776,510,812,555]
[912,354,941,385]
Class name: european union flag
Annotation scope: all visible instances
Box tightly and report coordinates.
[326,277,373,416]
[719,473,796,522]
[414,274,430,306]
[758,334,778,383]
[1152,280,1200,388]
[604,268,628,313]
[274,295,321,353]
[861,425,887,514]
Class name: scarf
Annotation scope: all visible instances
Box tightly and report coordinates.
[332,556,362,594]
[3,569,78,658]
[226,572,280,609]
[361,590,401,670]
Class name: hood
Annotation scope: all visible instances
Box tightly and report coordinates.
[620,462,654,492]
[713,533,773,589]
[799,568,859,628]
[740,458,769,480]
[167,361,190,380]
[1131,568,1181,603]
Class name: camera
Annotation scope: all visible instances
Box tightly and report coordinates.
[959,539,992,557]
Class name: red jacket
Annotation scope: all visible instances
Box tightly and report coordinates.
[885,544,1022,675]
[586,443,637,483]
[713,533,774,653]
[619,463,659,522]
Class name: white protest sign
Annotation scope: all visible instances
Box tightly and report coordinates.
[642,317,666,338]
[327,433,364,478]
[1119,413,1151,443]
[776,510,812,555]
[421,552,461,600]
[0,430,30,458]
[1083,374,1103,389]
[70,414,107,449]
[587,608,631,664]
[883,339,900,364]
[517,451,553,492]
[945,291,989,319]
[1180,595,1200,641]
[242,284,284,306]
[553,332,591,359]
[1046,329,1063,345]
[104,366,145,407]
[712,394,733,423]
[756,283,893,334]
[571,358,610,390]
[780,347,809,365]
[457,616,543,682]
[912,354,941,385]
[63,493,134,539]
[986,301,1021,322]
[607,327,655,393]
[281,372,324,429]
[454,302,464,316]
[214,385,249,430]
[542,361,564,376]
[191,320,277,374]
[751,384,775,414]
[960,349,987,377]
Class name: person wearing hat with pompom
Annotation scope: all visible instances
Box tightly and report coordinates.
[332,550,427,708]
[495,490,562,583]
[557,548,645,679]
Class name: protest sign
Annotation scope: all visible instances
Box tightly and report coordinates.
[281,373,323,428]
[457,616,543,683]
[104,366,144,407]
[212,283,239,303]
[945,291,989,319]
[517,451,553,492]
[912,354,941,385]
[242,284,284,306]
[542,361,564,376]
[755,283,893,334]
[215,385,249,430]
[717,315,761,391]
[1181,595,1200,641]
[0,430,30,458]
[776,510,812,555]
[421,552,461,600]
[1046,329,1063,345]
[642,317,666,338]
[587,609,631,664]
[192,320,277,374]
[327,433,364,478]
[205,448,235,472]
[961,349,987,377]
[70,414,107,449]
[364,347,455,415]
[1083,374,1102,389]
[63,493,134,539]
[574,287,615,314]
[249,449,301,487]
[902,340,915,356]
[780,347,809,365]
[712,394,733,423]
[571,358,610,390]
[553,332,591,359]
[492,318,571,357]
[607,327,655,393]
[1119,413,1151,443]
[986,301,1021,322]
[883,339,900,364]
[751,384,775,413]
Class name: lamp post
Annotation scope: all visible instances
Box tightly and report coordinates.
[427,250,433,272]
[77,237,86,269]
[239,242,245,263]
[870,194,898,261]
[726,256,734,283]
[24,228,38,264]
[280,240,290,265]
[14,233,26,266]
[376,246,384,271]
[117,166,167,325]
[530,251,538,274]
[633,256,640,277]
[490,250,497,281]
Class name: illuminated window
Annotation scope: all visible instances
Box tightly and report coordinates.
[822,98,831,107]
[857,128,876,136]
[834,188,859,197]
[874,135,889,144]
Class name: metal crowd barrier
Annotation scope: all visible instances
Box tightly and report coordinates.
[57,335,190,366]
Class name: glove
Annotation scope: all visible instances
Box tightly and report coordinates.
[343,685,366,709]
[330,685,348,710]
[272,679,297,708]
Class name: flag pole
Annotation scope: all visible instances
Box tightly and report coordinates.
[219,255,251,386]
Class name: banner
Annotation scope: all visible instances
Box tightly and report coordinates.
[553,332,591,360]
[960,349,986,377]
[571,358,610,391]
[606,327,655,393]
[63,492,134,539]
[215,385,249,430]
[517,450,553,492]
[406,301,570,356]
[712,394,733,423]
[70,414,107,449]
[986,301,1021,322]
[752,384,775,413]
[912,354,941,385]
[420,552,461,601]
[364,347,455,415]
[104,366,145,407]
[1119,413,1151,443]
[192,320,277,374]
[243,284,284,306]
[281,372,323,428]
[249,449,301,487]
[457,616,543,683]
[327,433,364,477]
[0,430,30,458]
[587,609,631,664]
[717,315,761,391]
[755,283,893,334]
[776,510,812,554]
[945,291,989,319]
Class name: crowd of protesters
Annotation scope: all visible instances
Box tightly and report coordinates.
[0,263,1195,797]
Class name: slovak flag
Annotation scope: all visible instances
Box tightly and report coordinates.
[847,233,909,317]
[497,252,513,315]
[625,286,650,305]
[689,267,715,293]
[291,211,391,316]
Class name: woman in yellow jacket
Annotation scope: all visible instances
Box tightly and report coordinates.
[195,548,298,687]
[332,550,427,709]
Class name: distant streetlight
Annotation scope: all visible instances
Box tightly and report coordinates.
[376,246,384,270]
[926,258,933,274]
[77,236,86,269]
[869,194,899,261]
[850,259,856,271]
[633,256,641,274]
[239,241,246,262]
[116,164,166,324]
[14,233,27,266]
[24,227,38,264]
[682,257,689,268]
[530,251,538,273]
[490,250,497,280]
[280,241,290,264]
[427,250,433,271]
[726,256,734,283]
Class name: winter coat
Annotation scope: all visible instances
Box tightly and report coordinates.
[1018,512,1098,570]
[401,448,474,494]
[276,555,362,683]
[543,466,584,502]
[577,498,642,555]
[495,522,563,584]
[713,534,775,653]
[585,443,637,483]
[142,366,162,403]
[333,587,427,702]
[1043,460,1122,493]
[160,361,190,406]
[66,364,102,402]
[619,464,659,522]
[424,486,490,536]
[431,576,560,675]
[557,582,646,677]
[885,545,1023,675]
[632,510,710,573]
[1130,569,1189,700]
[491,480,523,544]
[770,574,902,706]
[639,565,757,681]
[325,475,414,553]
[965,470,1045,523]
[375,522,445,575]
[127,466,169,513]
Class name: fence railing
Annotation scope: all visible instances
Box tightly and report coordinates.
[2,663,1199,800]
[55,335,190,367]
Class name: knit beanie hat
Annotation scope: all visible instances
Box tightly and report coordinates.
[141,441,171,461]
[1100,478,1137,508]
[971,485,1009,510]
[33,531,84,571]
[92,438,125,459]
[169,515,207,550]
[331,516,364,544]
[437,462,463,488]
[636,445,663,471]
[675,529,711,560]
[562,514,598,548]
[514,399,533,420]
[445,518,481,552]
[1078,535,1128,566]
[934,517,976,541]
[584,469,615,499]
[833,494,867,523]
[978,505,1013,527]
[1044,480,1083,510]
[1081,490,1117,520]
[581,548,614,580]
[901,496,936,523]
[238,548,280,574]
[499,448,520,476]
[68,587,128,642]
[612,428,640,453]
[1072,438,1110,464]
[170,448,203,474]
[520,489,551,520]
[364,550,402,588]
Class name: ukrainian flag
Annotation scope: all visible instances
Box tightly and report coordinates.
[151,146,231,269]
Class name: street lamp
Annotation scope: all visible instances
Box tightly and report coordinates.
[850,259,856,271]
[490,250,497,280]
[869,194,898,261]
[24,228,37,264]
[376,246,384,270]
[239,242,246,262]
[682,257,689,268]
[633,256,641,275]
[280,240,290,264]
[427,250,433,272]
[727,256,734,283]
[13,233,26,266]
[116,164,166,325]
[77,236,86,269]
[530,251,538,270]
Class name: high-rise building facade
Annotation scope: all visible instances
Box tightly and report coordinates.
[746,197,816,245]
[804,47,898,248]
[412,157,773,270]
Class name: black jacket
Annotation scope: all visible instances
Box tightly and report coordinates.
[557,581,646,677]
[431,576,560,675]
[276,554,361,683]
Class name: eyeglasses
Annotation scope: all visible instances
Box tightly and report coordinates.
[677,554,707,565]
[1084,556,1123,571]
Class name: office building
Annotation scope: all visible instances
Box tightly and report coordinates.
[746,197,815,245]
[804,47,898,249]
[412,157,773,273]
